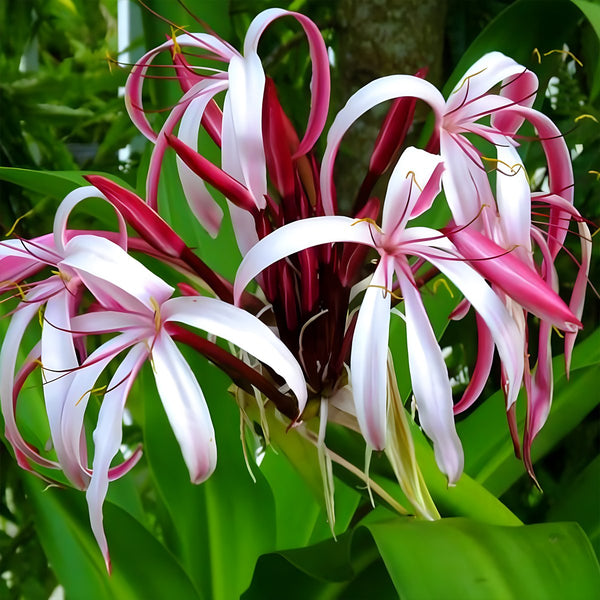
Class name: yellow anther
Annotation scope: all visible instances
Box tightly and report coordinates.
[552,326,564,339]
[543,49,583,67]
[0,280,27,301]
[433,277,454,298]
[589,170,600,180]
[149,296,162,333]
[367,284,403,301]
[170,27,182,55]
[50,270,72,284]
[481,156,529,183]
[532,48,542,64]
[75,385,107,407]
[352,217,383,233]
[406,171,423,192]
[575,114,598,123]
[451,67,487,95]
[5,210,33,237]
[37,305,45,328]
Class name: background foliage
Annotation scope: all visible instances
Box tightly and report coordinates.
[0,0,598,598]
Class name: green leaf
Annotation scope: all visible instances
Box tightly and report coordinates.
[366,515,600,600]
[25,476,203,600]
[143,357,276,600]
[0,167,132,200]
[443,0,583,96]
[547,456,600,557]
[573,0,600,100]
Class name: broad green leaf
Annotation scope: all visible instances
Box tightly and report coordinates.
[573,0,600,100]
[366,515,600,600]
[143,356,276,600]
[547,457,600,557]
[25,476,203,600]
[0,167,132,200]
[443,0,583,96]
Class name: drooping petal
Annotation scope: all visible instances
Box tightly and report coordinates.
[395,260,464,484]
[403,238,525,409]
[350,259,393,450]
[151,330,217,484]
[0,290,60,469]
[86,343,147,573]
[446,227,580,332]
[162,296,308,412]
[41,291,88,489]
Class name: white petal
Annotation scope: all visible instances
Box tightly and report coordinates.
[162,296,308,413]
[152,331,217,484]
[234,216,375,303]
[86,343,147,572]
[350,260,393,450]
[61,235,174,313]
[321,75,445,214]
[396,261,464,484]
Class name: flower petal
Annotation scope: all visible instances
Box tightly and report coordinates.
[395,260,464,484]
[86,343,147,573]
[151,331,217,484]
[162,296,308,413]
[350,260,393,450]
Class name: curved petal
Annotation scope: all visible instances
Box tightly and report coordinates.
[234,216,375,303]
[0,292,60,469]
[61,235,174,313]
[53,187,127,254]
[125,33,237,141]
[243,8,330,156]
[224,53,267,207]
[41,291,89,489]
[350,259,393,450]
[320,75,446,214]
[162,296,308,412]
[86,343,147,573]
[152,331,217,483]
[395,260,464,484]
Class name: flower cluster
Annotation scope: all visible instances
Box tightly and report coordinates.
[0,8,590,569]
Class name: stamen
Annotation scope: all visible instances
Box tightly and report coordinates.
[367,284,403,301]
[433,278,454,298]
[5,210,33,237]
[75,385,107,407]
[588,170,600,180]
[574,114,598,123]
[406,170,423,192]
[149,297,162,334]
[451,67,487,96]
[351,217,383,233]
[480,156,530,182]
[170,27,182,55]
[552,326,564,339]
[532,48,542,64]
[543,49,583,67]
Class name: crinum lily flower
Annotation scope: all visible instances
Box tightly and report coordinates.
[234,147,550,483]
[54,234,307,571]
